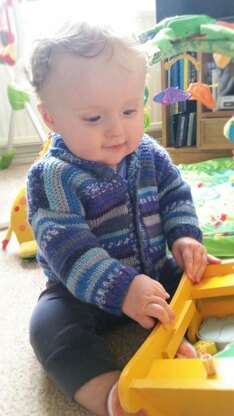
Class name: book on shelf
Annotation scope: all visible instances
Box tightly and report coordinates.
[183,57,189,90]
[169,111,196,148]
[169,52,198,88]
[169,113,180,147]
[187,112,196,146]
[179,59,184,90]
[211,66,221,111]
[175,113,189,148]
[166,52,199,148]
[188,52,197,84]
[170,60,179,88]
[178,97,197,114]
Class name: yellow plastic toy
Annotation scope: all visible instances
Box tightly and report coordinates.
[193,339,218,356]
[118,260,234,416]
[1,133,52,259]
[2,186,38,259]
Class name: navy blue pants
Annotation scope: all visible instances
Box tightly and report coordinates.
[29,257,182,399]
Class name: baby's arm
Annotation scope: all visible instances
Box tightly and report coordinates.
[172,237,221,284]
[122,274,175,329]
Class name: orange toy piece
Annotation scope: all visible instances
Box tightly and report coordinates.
[212,21,234,68]
[187,82,216,109]
[0,42,16,65]
[118,260,234,416]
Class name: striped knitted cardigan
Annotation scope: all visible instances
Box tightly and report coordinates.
[27,133,202,315]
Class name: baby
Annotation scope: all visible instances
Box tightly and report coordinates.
[27,21,220,416]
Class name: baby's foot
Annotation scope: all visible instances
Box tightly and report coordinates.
[175,338,198,359]
[108,382,145,416]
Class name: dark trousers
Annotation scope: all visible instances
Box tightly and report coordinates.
[29,257,182,399]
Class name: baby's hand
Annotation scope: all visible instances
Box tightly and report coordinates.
[172,237,221,284]
[122,274,176,329]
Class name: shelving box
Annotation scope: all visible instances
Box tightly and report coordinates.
[161,52,234,164]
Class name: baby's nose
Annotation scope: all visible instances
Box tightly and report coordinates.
[105,116,124,138]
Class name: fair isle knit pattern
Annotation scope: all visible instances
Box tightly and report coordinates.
[27,134,202,315]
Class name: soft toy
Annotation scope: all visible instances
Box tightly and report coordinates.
[0,29,16,65]
[224,116,234,143]
[2,133,52,259]
[0,41,16,65]
[140,14,234,65]
[2,186,38,259]
[187,82,216,109]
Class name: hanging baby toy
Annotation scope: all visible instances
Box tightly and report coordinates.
[0,0,16,66]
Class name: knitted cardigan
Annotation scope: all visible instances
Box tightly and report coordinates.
[27,133,202,315]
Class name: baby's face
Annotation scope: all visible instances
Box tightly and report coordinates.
[39,48,146,170]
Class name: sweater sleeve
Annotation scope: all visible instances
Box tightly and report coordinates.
[27,162,138,315]
[154,147,202,249]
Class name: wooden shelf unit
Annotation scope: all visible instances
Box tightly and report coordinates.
[161,53,234,165]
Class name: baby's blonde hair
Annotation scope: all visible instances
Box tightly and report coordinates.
[29,21,149,93]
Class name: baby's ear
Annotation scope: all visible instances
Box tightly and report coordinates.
[37,103,55,130]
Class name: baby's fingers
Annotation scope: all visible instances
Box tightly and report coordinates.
[191,250,207,283]
[207,254,221,264]
[144,299,175,329]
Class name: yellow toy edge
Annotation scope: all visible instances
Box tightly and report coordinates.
[118,260,234,414]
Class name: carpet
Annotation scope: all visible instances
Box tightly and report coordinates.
[0,164,149,416]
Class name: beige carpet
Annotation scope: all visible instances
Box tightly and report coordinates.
[0,163,149,416]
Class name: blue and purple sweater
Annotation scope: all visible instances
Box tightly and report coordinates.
[27,134,202,315]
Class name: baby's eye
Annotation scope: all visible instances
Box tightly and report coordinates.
[83,115,101,123]
[123,109,137,116]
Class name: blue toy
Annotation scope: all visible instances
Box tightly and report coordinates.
[224,116,234,143]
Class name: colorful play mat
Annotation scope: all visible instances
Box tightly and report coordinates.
[179,157,234,257]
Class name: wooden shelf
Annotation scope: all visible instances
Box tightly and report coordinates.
[161,53,234,165]
[165,147,232,165]
[201,110,233,118]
